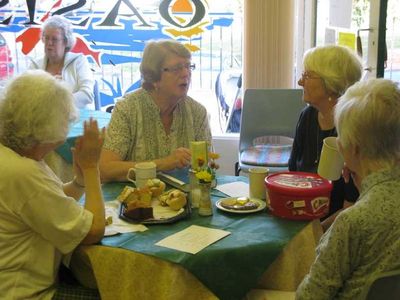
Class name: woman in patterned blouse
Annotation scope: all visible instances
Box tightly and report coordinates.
[99,40,211,182]
[296,78,400,299]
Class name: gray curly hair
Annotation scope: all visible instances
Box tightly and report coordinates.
[0,70,78,151]
[140,40,191,91]
[42,15,76,52]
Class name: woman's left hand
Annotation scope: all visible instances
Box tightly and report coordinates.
[72,118,105,179]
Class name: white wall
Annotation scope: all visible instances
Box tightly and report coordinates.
[212,133,240,176]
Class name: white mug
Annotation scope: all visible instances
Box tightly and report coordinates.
[249,167,269,200]
[127,162,157,188]
[317,137,344,181]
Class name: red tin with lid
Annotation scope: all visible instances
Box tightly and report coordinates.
[265,171,333,220]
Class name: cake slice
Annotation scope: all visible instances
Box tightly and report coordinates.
[118,186,154,221]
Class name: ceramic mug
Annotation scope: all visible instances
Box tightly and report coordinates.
[127,161,157,188]
[317,137,344,181]
[249,167,269,200]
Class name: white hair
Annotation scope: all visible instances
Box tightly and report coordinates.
[303,45,362,96]
[42,15,76,52]
[335,78,400,164]
[0,70,78,151]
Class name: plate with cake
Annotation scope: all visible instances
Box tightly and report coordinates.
[216,197,266,214]
[117,179,191,224]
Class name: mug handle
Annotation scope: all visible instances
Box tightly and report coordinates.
[127,168,136,184]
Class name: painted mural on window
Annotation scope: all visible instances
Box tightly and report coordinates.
[0,0,243,124]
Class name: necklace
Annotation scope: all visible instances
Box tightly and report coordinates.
[315,127,336,164]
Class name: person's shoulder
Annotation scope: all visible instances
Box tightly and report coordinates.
[120,88,149,105]
[300,105,315,117]
[296,105,316,126]
[64,52,86,66]
[361,178,400,219]
[114,89,147,110]
[0,145,40,181]
[334,197,377,233]
[124,88,147,99]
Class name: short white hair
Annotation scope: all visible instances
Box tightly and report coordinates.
[303,45,362,96]
[335,78,400,164]
[0,70,78,151]
[42,15,76,52]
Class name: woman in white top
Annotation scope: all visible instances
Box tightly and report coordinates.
[30,15,94,109]
[0,70,104,299]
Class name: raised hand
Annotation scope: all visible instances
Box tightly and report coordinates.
[73,118,105,171]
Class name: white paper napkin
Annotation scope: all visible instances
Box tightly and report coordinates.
[105,200,148,235]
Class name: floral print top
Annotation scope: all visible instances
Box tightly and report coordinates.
[103,88,211,162]
[296,168,400,299]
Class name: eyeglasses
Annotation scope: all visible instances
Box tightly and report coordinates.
[300,71,322,81]
[162,63,196,74]
[42,36,64,44]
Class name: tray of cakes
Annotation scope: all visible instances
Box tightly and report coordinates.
[117,178,191,224]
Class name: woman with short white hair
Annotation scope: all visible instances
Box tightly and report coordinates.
[289,45,363,229]
[296,78,400,299]
[0,70,104,299]
[30,15,94,108]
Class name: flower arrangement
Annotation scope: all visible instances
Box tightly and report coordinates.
[195,152,220,184]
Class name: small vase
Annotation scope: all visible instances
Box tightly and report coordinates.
[198,182,213,216]
[189,169,201,208]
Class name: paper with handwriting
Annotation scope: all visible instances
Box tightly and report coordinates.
[155,225,231,254]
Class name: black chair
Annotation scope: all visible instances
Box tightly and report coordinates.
[360,269,400,300]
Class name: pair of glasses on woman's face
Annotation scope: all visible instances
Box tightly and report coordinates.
[42,36,65,44]
[162,63,196,74]
[300,71,322,81]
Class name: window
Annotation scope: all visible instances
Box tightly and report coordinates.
[0,0,243,135]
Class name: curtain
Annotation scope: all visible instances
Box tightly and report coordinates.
[243,0,295,89]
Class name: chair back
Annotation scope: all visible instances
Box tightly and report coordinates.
[239,88,305,153]
[361,269,400,300]
[237,88,305,174]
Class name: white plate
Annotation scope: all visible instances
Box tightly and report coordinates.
[215,198,266,214]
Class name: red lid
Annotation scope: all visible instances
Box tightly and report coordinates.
[265,171,332,196]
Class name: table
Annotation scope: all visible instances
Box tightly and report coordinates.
[45,109,111,182]
[70,176,322,300]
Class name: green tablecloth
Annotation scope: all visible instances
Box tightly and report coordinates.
[56,109,111,164]
[100,176,309,300]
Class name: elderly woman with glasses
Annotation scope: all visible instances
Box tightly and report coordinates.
[30,15,94,109]
[288,45,362,230]
[99,39,211,182]
[296,78,400,299]
[0,70,104,299]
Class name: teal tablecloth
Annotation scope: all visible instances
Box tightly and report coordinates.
[56,109,111,164]
[100,176,309,300]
